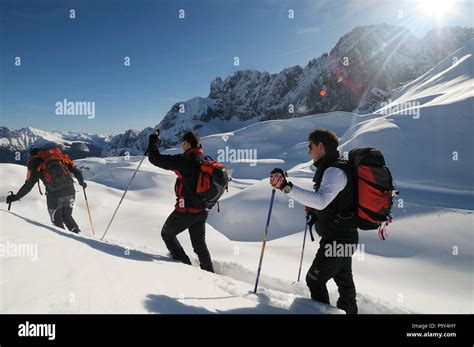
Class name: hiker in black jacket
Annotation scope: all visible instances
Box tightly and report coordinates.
[6,145,87,234]
[270,128,358,314]
[148,130,214,273]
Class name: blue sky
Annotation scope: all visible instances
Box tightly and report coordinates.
[1,0,472,134]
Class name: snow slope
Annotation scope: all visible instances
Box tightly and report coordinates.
[341,38,474,192]
[1,153,471,314]
[0,163,341,314]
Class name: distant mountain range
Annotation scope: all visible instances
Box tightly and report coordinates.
[0,126,112,164]
[101,24,474,155]
[2,24,473,162]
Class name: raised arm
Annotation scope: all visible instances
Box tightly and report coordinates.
[288,167,347,210]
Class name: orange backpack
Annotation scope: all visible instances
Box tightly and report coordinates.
[192,156,229,211]
[30,147,74,192]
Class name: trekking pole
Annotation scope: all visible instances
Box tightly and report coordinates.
[7,191,13,211]
[82,187,95,235]
[101,149,149,241]
[253,188,276,294]
[297,215,310,282]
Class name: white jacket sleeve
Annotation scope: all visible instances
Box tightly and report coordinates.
[287,167,347,210]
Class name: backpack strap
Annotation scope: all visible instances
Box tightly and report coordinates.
[26,156,37,179]
[25,157,44,195]
[184,153,208,166]
[306,209,317,242]
[378,216,392,240]
[62,153,74,167]
[308,223,316,242]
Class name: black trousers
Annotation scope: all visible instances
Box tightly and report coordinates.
[305,238,358,314]
[46,190,80,233]
[161,209,214,272]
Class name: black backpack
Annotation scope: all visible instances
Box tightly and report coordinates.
[347,148,398,239]
[192,156,230,211]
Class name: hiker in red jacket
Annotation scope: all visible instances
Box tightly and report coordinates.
[6,144,87,234]
[148,131,214,273]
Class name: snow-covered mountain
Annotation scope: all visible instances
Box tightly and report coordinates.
[0,126,112,163]
[101,24,474,154]
[99,128,155,157]
[1,36,471,314]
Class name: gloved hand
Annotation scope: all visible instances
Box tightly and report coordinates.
[270,168,289,190]
[148,130,161,149]
[79,181,87,189]
[6,194,18,204]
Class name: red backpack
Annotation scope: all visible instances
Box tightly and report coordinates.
[192,156,229,211]
[32,147,74,192]
[347,148,399,240]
